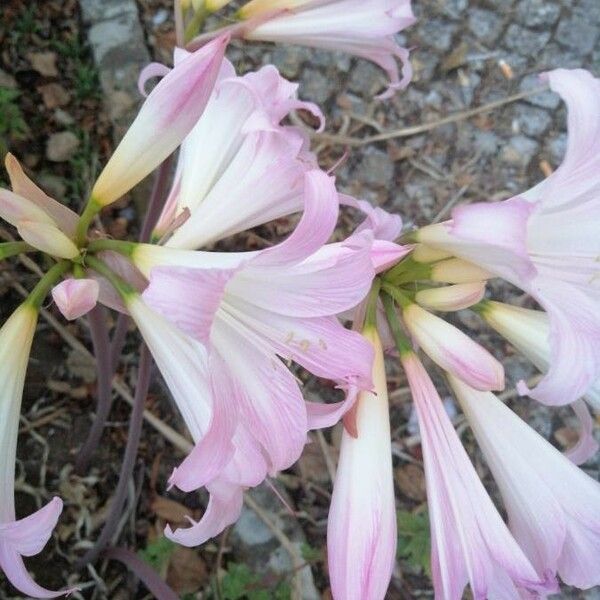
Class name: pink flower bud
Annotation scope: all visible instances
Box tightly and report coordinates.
[52,279,100,321]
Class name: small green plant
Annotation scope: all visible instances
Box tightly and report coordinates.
[51,36,101,101]
[219,563,291,600]
[139,536,177,573]
[397,509,431,577]
[12,6,41,41]
[0,87,28,142]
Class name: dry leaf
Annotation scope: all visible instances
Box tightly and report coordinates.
[166,546,207,594]
[151,495,192,526]
[395,464,427,501]
[441,42,469,73]
[28,51,59,77]
[38,83,71,109]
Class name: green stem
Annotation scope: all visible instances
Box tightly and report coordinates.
[87,238,137,257]
[184,5,207,43]
[363,278,381,330]
[75,198,102,247]
[25,261,72,310]
[383,256,432,285]
[381,292,413,355]
[470,299,490,315]
[0,241,35,260]
[85,255,137,300]
[381,282,412,309]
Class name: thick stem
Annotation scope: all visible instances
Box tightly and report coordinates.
[110,315,130,374]
[140,151,173,243]
[77,344,152,568]
[363,278,381,330]
[85,255,137,299]
[104,547,178,600]
[74,305,113,474]
[75,198,102,247]
[25,261,71,309]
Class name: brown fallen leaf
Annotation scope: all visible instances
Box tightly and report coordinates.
[151,495,193,526]
[441,41,469,73]
[38,83,71,109]
[395,463,427,502]
[166,546,207,594]
[27,51,59,77]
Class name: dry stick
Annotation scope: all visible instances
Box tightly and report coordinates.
[77,344,152,568]
[104,547,178,600]
[312,85,549,147]
[75,305,113,473]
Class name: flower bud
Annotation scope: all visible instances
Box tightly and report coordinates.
[431,257,492,283]
[17,221,79,259]
[415,282,486,312]
[52,279,100,321]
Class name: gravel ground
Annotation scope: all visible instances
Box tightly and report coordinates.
[0,0,599,598]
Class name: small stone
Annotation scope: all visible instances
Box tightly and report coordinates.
[519,74,560,109]
[418,19,457,52]
[271,46,304,79]
[347,61,386,97]
[574,0,600,25]
[468,9,504,44]
[355,147,395,188]
[152,8,169,26]
[27,51,59,77]
[0,69,17,89]
[514,104,552,137]
[54,109,75,126]
[516,0,560,27]
[300,68,333,105]
[500,135,538,167]
[556,16,599,56]
[503,24,550,57]
[539,43,585,70]
[547,133,567,165]
[46,132,80,162]
[37,83,71,109]
[444,0,468,18]
[473,129,501,156]
[485,0,514,10]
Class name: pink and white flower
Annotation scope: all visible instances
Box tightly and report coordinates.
[416,69,600,407]
[123,171,376,545]
[152,57,322,247]
[449,375,600,589]
[234,0,415,99]
[0,305,69,598]
[91,35,229,207]
[327,327,396,600]
[402,352,552,599]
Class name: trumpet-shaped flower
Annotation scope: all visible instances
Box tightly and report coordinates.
[51,279,100,321]
[414,282,486,312]
[402,352,551,599]
[327,327,397,600]
[416,69,600,407]
[402,303,505,391]
[235,0,415,99]
[91,35,229,207]
[153,58,321,248]
[122,171,377,545]
[449,375,600,589]
[0,305,68,598]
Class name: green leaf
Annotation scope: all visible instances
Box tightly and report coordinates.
[397,509,431,577]
[300,542,322,563]
[0,87,29,141]
[138,536,176,573]
[220,563,291,600]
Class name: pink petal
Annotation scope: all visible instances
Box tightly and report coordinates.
[340,194,403,242]
[564,400,599,465]
[137,62,172,97]
[5,154,78,237]
[370,239,411,272]
[0,189,56,228]
[328,329,396,599]
[165,481,243,547]
[306,386,358,430]
[91,35,229,207]
[51,279,99,321]
[402,355,550,599]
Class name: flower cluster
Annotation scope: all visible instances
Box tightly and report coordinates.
[0,1,598,599]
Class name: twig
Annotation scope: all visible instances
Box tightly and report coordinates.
[243,494,304,600]
[315,430,336,483]
[75,306,114,473]
[77,345,152,568]
[313,85,549,147]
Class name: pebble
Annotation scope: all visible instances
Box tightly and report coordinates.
[418,19,457,52]
[500,135,539,167]
[468,8,504,45]
[355,147,395,189]
[503,24,551,57]
[546,133,567,166]
[515,0,560,28]
[514,104,552,137]
[519,74,561,109]
[46,131,80,162]
[300,68,334,105]
[556,16,599,56]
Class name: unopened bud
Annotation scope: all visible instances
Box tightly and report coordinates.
[52,279,100,321]
[17,221,79,259]
[431,258,492,284]
[415,282,486,312]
